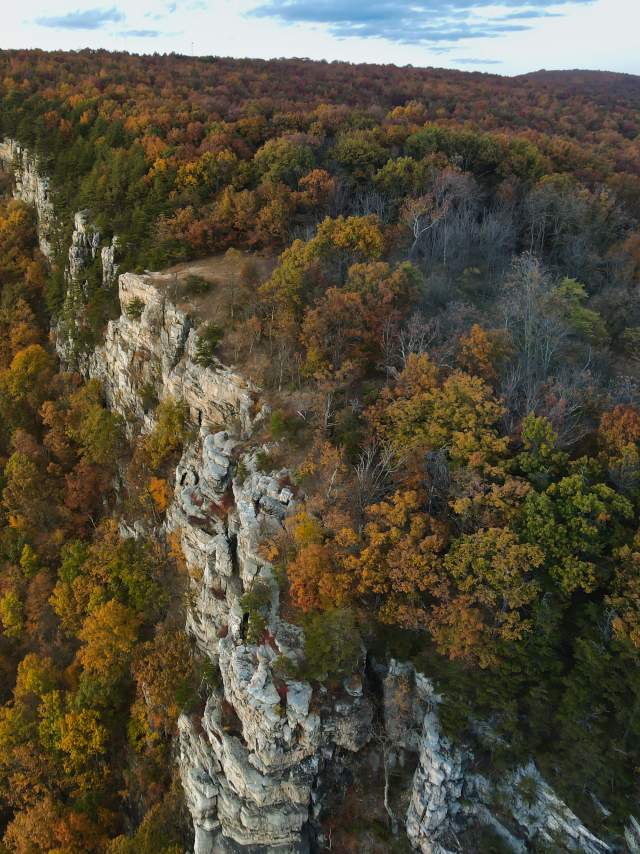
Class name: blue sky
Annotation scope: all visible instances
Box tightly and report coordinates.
[2,0,638,76]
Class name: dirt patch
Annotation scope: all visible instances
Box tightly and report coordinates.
[146,250,277,327]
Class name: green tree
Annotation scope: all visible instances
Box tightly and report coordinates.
[430,528,544,668]
[65,380,125,466]
[519,473,633,594]
[334,129,388,183]
[144,398,189,470]
[254,136,315,188]
[298,609,362,683]
[259,215,384,325]
[0,591,24,639]
[516,414,568,488]
[372,354,507,472]
[549,277,608,345]
[194,322,223,368]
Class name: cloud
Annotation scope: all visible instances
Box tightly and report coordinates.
[119,28,164,37]
[455,57,504,64]
[35,6,124,30]
[145,0,201,21]
[249,0,593,45]
[499,9,562,19]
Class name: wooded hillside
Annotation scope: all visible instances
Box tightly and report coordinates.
[1,51,640,852]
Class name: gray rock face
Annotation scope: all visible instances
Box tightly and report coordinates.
[56,207,124,366]
[88,273,261,436]
[497,763,612,853]
[0,138,56,258]
[626,816,640,854]
[1,138,121,370]
[167,430,372,852]
[384,662,466,854]
[101,236,119,288]
[68,209,100,282]
[384,661,613,854]
[405,711,465,854]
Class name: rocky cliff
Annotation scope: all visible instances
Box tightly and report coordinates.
[84,271,374,851]
[0,138,56,258]
[67,208,119,289]
[384,661,613,854]
[1,138,623,854]
[87,273,258,436]
[91,271,614,854]
[170,432,373,853]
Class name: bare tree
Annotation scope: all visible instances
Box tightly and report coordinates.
[425,449,451,513]
[499,254,568,423]
[354,440,404,524]
[371,719,400,837]
[541,365,598,447]
[497,253,603,444]
[350,189,389,221]
[382,311,439,376]
[402,192,452,258]
[403,170,481,271]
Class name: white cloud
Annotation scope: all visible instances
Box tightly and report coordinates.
[35,5,124,30]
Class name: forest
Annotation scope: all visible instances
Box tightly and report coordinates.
[0,48,640,852]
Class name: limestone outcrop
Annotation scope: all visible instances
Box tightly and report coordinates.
[101,236,120,288]
[167,429,373,852]
[384,661,612,854]
[0,137,56,258]
[0,139,119,317]
[78,270,622,854]
[83,270,373,850]
[65,208,119,289]
[67,210,100,281]
[88,272,261,435]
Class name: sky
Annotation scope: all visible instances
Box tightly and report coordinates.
[1,0,638,77]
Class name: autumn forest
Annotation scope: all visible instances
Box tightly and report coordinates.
[0,49,640,852]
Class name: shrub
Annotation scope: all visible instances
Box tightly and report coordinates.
[183,274,213,296]
[125,296,145,320]
[333,407,363,461]
[298,609,361,683]
[246,611,267,644]
[194,321,224,367]
[144,398,189,470]
[240,580,272,644]
[516,773,539,807]
[148,477,172,513]
[255,450,276,472]
[269,409,303,442]
[240,580,272,613]
[199,657,221,692]
[140,381,159,412]
[235,460,249,484]
[272,654,297,679]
